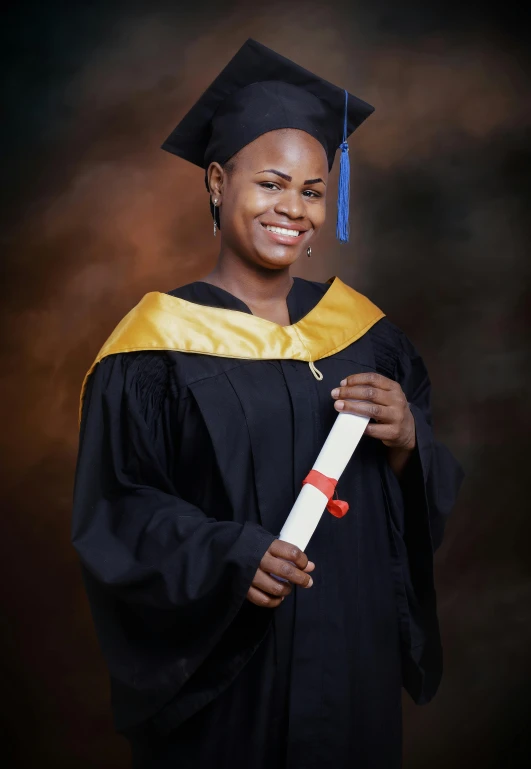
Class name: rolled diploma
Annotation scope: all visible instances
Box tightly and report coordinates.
[279,412,369,552]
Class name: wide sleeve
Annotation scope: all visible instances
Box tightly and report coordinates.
[394,330,464,554]
[373,321,464,705]
[71,352,277,733]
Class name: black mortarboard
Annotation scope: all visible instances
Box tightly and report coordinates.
[161,38,375,242]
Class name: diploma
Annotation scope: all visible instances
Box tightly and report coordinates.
[279,412,369,551]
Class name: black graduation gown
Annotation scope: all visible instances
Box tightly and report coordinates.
[71,276,464,769]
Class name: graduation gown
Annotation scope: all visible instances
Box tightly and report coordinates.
[71,275,463,769]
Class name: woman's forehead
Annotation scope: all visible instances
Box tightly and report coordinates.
[236,129,329,174]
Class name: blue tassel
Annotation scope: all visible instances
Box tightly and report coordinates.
[336,89,350,243]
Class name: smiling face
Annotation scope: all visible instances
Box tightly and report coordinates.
[207,129,328,270]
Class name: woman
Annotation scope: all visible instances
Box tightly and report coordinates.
[72,39,463,769]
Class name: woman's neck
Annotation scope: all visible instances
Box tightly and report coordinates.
[200,254,294,318]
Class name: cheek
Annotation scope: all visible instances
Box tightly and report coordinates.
[221,189,263,238]
[310,200,327,228]
[229,187,271,230]
[237,185,271,215]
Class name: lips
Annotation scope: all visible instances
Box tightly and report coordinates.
[260,222,308,245]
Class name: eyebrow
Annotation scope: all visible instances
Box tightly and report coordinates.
[256,169,326,185]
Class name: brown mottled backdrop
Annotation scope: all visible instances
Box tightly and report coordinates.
[1,1,530,767]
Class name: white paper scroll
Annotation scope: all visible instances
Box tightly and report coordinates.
[279,412,369,551]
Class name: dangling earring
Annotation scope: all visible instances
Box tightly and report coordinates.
[213,198,219,237]
[307,246,312,258]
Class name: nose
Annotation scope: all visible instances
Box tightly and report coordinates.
[274,188,305,220]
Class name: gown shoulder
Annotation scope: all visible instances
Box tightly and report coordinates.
[84,350,175,426]
[367,315,423,383]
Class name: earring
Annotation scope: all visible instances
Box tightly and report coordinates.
[213,198,219,237]
[307,246,312,258]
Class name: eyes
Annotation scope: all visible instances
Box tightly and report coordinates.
[258,181,322,199]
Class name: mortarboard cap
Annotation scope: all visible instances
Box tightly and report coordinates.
[162,38,375,242]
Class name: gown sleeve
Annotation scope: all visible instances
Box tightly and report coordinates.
[372,320,464,705]
[71,352,277,733]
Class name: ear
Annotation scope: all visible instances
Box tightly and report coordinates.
[207,162,224,202]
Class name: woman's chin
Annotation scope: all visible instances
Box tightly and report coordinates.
[253,243,303,269]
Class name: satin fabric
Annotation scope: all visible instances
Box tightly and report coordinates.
[71,276,463,769]
[78,275,384,423]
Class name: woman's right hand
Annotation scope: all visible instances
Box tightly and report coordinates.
[246,539,315,608]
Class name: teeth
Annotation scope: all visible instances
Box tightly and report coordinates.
[265,225,300,237]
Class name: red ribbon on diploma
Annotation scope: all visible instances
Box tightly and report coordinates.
[301,469,349,518]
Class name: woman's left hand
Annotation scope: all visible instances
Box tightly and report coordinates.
[331,372,416,450]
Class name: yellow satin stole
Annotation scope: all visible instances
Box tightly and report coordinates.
[79,275,385,424]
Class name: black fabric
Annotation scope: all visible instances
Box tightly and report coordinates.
[161,38,374,171]
[71,276,463,768]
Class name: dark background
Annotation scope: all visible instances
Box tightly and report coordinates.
[1,1,530,767]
